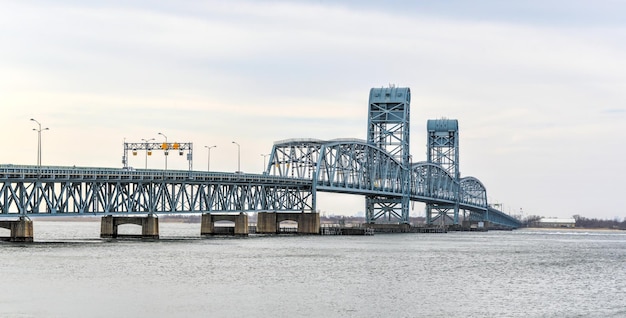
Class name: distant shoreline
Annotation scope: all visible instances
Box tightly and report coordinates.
[523,227,625,232]
[19,217,626,230]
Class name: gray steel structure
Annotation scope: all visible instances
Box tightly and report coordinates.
[365,86,411,223]
[0,166,312,215]
[0,87,521,229]
[265,137,518,227]
[426,119,461,225]
[123,142,193,171]
[0,151,518,227]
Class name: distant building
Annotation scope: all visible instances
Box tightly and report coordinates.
[535,218,576,228]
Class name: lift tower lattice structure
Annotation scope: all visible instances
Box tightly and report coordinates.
[425,118,460,225]
[365,86,411,223]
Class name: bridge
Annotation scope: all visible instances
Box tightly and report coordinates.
[0,87,521,241]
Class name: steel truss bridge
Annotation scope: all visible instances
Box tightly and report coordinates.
[0,87,521,229]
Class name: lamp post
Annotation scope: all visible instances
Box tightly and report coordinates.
[261,153,270,173]
[158,132,168,170]
[122,137,126,168]
[141,138,154,169]
[231,141,240,173]
[30,118,49,167]
[204,145,216,172]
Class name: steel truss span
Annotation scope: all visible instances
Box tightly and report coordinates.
[0,150,519,227]
[266,139,520,228]
[0,165,312,216]
[1,87,521,229]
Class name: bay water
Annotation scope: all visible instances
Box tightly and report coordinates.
[1,222,625,318]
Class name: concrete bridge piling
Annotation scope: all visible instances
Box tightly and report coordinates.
[201,212,249,236]
[100,215,159,239]
[0,218,34,242]
[256,212,320,234]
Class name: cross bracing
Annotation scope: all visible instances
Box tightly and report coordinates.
[467,207,520,228]
[426,118,461,224]
[123,141,194,170]
[0,165,312,216]
[265,139,519,228]
[0,145,519,227]
[0,85,522,229]
[267,140,482,208]
[367,86,411,223]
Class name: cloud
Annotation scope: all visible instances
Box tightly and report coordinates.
[1,0,625,218]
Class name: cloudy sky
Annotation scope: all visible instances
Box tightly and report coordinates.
[1,0,624,220]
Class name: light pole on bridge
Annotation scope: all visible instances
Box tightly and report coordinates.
[30,118,49,168]
[261,153,270,174]
[141,138,155,169]
[204,145,216,172]
[158,132,168,170]
[232,141,240,173]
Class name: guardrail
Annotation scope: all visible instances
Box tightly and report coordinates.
[0,164,311,185]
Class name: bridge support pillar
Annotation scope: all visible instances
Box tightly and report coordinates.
[0,218,34,242]
[256,212,277,234]
[201,213,248,236]
[100,216,116,238]
[297,212,320,234]
[257,212,320,234]
[100,215,160,239]
[142,215,159,239]
[200,213,214,234]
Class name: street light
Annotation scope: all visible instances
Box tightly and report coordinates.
[261,153,270,173]
[204,145,216,172]
[231,141,240,173]
[30,118,49,167]
[141,138,155,169]
[158,132,168,170]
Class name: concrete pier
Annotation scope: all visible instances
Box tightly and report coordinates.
[100,215,159,239]
[0,218,34,242]
[201,213,249,236]
[362,223,446,233]
[364,223,411,233]
[256,212,320,234]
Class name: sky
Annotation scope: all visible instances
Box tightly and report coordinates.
[1,0,625,220]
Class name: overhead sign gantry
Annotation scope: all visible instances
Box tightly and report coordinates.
[122,141,193,171]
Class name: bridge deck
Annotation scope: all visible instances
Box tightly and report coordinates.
[0,165,520,228]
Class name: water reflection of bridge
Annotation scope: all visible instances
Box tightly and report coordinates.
[0,86,520,241]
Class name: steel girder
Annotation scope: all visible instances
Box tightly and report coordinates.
[123,142,193,171]
[0,165,312,216]
[319,141,406,223]
[460,177,487,208]
[266,140,509,224]
[269,139,407,222]
[269,139,404,194]
[367,87,411,166]
[367,87,411,223]
[410,162,457,204]
[426,119,461,224]
[0,162,520,227]
[426,119,459,178]
[485,207,521,228]
[467,207,521,228]
[267,138,325,179]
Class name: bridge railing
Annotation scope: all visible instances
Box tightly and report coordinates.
[0,164,310,185]
[0,165,315,216]
[0,160,520,227]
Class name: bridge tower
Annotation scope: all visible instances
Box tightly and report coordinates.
[425,118,460,225]
[366,86,411,223]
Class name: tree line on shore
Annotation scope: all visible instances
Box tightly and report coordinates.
[521,215,626,229]
[160,213,626,229]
